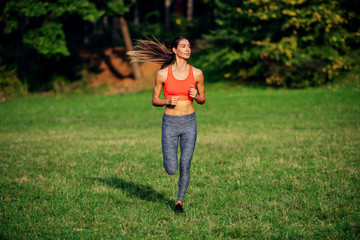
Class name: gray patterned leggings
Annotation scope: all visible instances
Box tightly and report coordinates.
[162,113,197,201]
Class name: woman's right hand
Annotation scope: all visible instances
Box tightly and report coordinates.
[168,96,179,106]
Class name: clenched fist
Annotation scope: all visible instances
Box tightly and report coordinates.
[189,87,197,99]
[168,96,180,106]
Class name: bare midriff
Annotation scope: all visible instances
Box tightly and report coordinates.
[165,100,195,116]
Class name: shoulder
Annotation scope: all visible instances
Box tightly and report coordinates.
[191,65,204,81]
[156,67,168,83]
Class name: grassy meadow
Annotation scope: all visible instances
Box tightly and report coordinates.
[0,83,359,239]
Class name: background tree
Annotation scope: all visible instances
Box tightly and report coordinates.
[0,0,143,92]
[3,0,104,57]
[103,0,141,79]
[1,0,105,91]
[187,0,193,24]
[165,0,171,31]
[198,0,360,87]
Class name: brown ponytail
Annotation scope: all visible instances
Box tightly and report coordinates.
[127,38,175,69]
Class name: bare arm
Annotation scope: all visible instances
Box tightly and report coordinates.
[194,69,206,104]
[152,70,179,107]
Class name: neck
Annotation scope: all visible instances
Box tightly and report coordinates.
[174,57,188,71]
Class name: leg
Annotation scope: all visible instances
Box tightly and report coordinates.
[177,117,197,201]
[162,117,179,175]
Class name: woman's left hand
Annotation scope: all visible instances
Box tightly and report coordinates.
[189,87,197,99]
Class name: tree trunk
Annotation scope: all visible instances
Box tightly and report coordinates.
[165,0,171,31]
[103,15,109,29]
[154,0,159,22]
[175,0,183,15]
[112,17,120,44]
[211,8,218,29]
[84,22,89,45]
[92,21,97,35]
[134,0,140,25]
[119,16,142,79]
[187,0,193,24]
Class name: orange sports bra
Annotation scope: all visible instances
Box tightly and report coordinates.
[163,65,195,101]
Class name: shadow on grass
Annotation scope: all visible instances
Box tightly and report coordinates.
[88,177,173,209]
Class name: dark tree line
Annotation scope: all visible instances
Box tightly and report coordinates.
[1,0,359,95]
[0,0,213,94]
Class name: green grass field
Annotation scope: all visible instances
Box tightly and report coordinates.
[1,83,359,239]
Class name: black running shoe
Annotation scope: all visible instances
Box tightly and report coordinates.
[174,203,184,213]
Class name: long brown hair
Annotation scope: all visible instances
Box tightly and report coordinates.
[127,36,188,69]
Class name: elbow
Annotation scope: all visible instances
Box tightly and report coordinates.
[152,97,158,106]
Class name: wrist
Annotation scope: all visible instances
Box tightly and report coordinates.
[195,95,198,100]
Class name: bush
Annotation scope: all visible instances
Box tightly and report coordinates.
[0,62,27,97]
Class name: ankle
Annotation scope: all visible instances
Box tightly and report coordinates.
[176,201,183,206]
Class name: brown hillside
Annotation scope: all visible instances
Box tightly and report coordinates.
[79,47,160,95]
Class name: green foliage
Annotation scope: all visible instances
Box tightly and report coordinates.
[201,0,360,87]
[56,0,104,22]
[0,59,27,97]
[23,22,70,57]
[105,0,135,16]
[129,13,195,42]
[1,0,137,92]
[3,0,105,57]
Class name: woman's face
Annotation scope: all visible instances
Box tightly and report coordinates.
[173,39,191,60]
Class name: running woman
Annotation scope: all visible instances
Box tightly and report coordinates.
[128,36,206,213]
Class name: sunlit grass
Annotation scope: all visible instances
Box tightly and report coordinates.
[1,83,359,239]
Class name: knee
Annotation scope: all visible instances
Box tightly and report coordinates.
[163,156,178,175]
[164,162,177,175]
[165,167,177,175]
